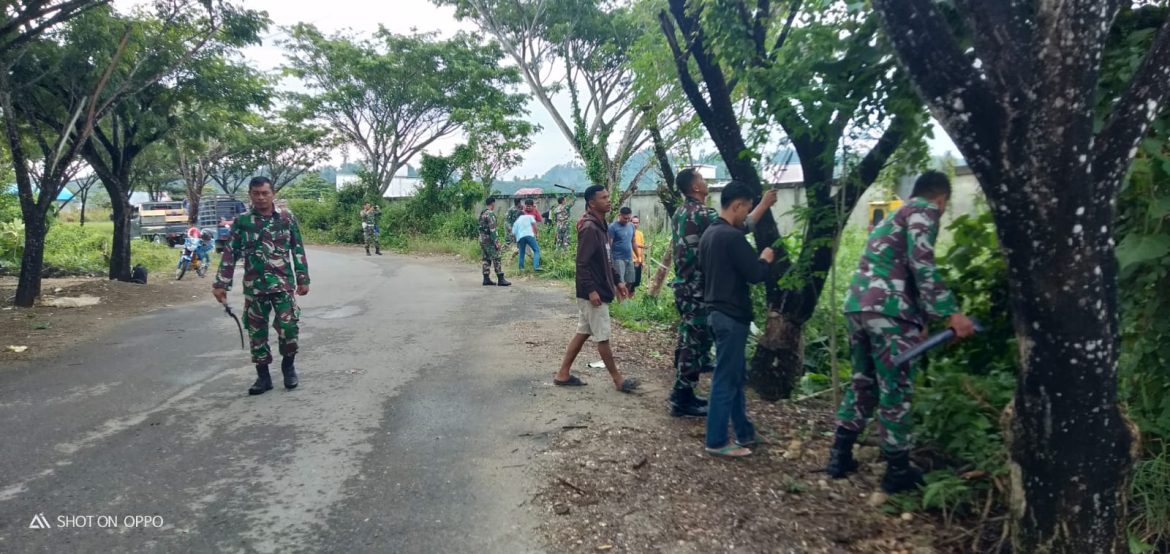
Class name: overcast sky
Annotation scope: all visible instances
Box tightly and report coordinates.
[117,0,960,179]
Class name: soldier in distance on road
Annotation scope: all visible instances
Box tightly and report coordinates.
[213,176,311,396]
[360,202,382,256]
[479,196,511,287]
[825,170,976,494]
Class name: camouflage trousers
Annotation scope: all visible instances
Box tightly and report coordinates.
[673,290,714,391]
[480,238,502,275]
[245,291,301,365]
[363,224,379,250]
[835,313,921,454]
[555,224,571,249]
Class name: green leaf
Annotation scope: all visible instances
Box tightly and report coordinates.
[1117,234,1170,270]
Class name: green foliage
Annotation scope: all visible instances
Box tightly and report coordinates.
[1096,5,1170,459]
[0,221,185,275]
[1130,447,1170,551]
[0,189,19,223]
[282,24,528,194]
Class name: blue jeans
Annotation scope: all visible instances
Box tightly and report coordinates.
[518,236,541,270]
[706,310,755,449]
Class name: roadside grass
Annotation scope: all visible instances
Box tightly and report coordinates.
[1,220,193,276]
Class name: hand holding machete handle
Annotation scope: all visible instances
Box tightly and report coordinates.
[891,316,984,367]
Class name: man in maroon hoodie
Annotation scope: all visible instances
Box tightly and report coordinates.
[553,185,641,393]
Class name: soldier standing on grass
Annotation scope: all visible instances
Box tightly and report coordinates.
[504,198,523,248]
[824,171,976,493]
[360,203,382,256]
[479,196,511,287]
[668,168,776,418]
[213,176,310,396]
[553,195,573,249]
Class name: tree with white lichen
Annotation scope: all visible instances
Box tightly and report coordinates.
[871,1,1170,552]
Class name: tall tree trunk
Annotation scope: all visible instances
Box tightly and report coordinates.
[996,174,1132,551]
[79,191,87,226]
[14,214,46,307]
[872,1,1170,549]
[108,193,133,282]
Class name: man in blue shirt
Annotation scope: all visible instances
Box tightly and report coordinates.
[608,206,636,295]
[512,210,541,272]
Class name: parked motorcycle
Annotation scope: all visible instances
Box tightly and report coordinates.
[175,236,207,280]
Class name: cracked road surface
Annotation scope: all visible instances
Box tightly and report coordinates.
[0,248,567,553]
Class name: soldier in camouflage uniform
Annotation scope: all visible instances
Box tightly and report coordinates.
[504,198,524,248]
[361,203,382,256]
[553,195,573,249]
[479,197,511,287]
[668,168,777,418]
[825,171,976,494]
[213,176,311,396]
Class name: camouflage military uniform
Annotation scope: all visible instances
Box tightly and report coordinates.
[836,197,959,453]
[479,207,503,275]
[553,202,572,249]
[670,197,718,392]
[214,208,311,365]
[504,205,523,247]
[361,206,381,252]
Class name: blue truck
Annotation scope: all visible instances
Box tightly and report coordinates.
[196,195,249,253]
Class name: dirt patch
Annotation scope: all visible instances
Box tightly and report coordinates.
[0,273,215,362]
[529,314,954,554]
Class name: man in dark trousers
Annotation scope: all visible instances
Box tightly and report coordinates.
[553,185,640,394]
[698,181,778,457]
[670,167,776,418]
[825,170,975,492]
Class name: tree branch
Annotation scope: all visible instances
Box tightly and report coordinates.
[1093,12,1170,191]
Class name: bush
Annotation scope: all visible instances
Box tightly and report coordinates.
[0,220,191,276]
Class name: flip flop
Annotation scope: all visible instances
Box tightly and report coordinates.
[554,375,586,387]
[706,444,753,458]
[617,377,641,393]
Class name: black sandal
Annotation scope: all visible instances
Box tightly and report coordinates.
[554,375,587,387]
[617,378,641,393]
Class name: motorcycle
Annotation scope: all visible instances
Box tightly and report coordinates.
[175,239,207,280]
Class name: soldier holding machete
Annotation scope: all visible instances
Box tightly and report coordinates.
[825,170,976,493]
[212,176,311,396]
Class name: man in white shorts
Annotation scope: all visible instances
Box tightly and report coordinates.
[553,185,640,393]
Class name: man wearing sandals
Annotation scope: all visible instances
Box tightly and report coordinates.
[697,181,777,457]
[553,185,640,394]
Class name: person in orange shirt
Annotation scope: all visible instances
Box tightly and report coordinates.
[631,215,646,296]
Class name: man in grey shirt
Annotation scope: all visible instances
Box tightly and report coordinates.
[608,206,636,293]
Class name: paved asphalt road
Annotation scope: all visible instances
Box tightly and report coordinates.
[0,248,568,553]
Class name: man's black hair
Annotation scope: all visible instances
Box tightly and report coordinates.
[514,198,522,206]
[584,184,606,203]
[558,196,566,204]
[619,206,632,215]
[485,196,496,206]
[912,170,952,199]
[524,198,534,206]
[249,176,273,191]
[676,167,701,196]
[720,180,756,209]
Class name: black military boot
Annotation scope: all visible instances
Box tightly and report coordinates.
[482,274,495,286]
[669,388,707,418]
[365,246,371,256]
[496,273,511,287]
[375,247,382,255]
[281,355,299,390]
[249,364,274,396]
[880,450,925,493]
[825,427,860,478]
